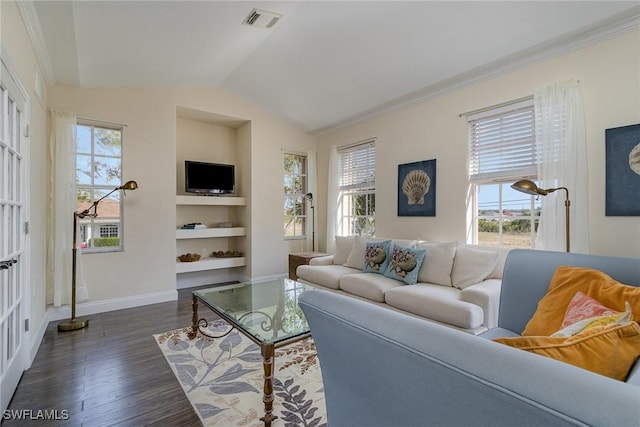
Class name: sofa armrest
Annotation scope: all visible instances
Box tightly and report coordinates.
[309,255,334,265]
[459,279,501,329]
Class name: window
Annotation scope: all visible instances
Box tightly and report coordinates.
[467,100,540,248]
[284,152,307,238]
[337,141,376,236]
[76,121,124,252]
[99,224,119,238]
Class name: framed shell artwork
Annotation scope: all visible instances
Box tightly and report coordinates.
[606,123,640,216]
[398,159,436,216]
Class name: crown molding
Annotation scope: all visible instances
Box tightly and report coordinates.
[16,1,56,87]
[312,6,640,136]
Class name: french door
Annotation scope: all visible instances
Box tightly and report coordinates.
[0,56,29,412]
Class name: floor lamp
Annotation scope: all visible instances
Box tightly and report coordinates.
[511,179,570,253]
[58,180,139,332]
[305,192,315,252]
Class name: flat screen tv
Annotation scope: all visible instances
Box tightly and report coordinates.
[185,160,235,195]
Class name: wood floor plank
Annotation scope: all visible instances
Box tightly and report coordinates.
[3,285,227,427]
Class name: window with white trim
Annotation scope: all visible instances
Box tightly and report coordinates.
[284,152,307,238]
[76,121,124,252]
[467,100,541,248]
[337,141,376,236]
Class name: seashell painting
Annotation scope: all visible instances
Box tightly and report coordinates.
[605,124,640,216]
[630,143,640,176]
[398,159,437,217]
[402,169,430,205]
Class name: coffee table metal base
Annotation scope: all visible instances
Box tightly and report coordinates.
[187,293,309,427]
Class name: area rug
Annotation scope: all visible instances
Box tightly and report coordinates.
[154,320,326,427]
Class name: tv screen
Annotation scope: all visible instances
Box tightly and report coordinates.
[185,161,235,195]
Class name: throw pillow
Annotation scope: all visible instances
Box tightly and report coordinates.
[344,236,383,269]
[522,266,640,337]
[363,240,391,274]
[333,235,355,265]
[384,245,426,285]
[494,322,640,381]
[551,302,632,338]
[560,291,619,329]
[450,246,499,290]
[416,241,457,287]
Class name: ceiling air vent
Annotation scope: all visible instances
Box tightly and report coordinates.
[243,8,282,28]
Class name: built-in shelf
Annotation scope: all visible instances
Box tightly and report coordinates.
[176,195,246,206]
[176,227,246,239]
[176,256,246,274]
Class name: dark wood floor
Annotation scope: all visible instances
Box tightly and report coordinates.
[4,286,221,427]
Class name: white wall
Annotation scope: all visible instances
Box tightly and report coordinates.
[47,86,315,306]
[316,30,640,258]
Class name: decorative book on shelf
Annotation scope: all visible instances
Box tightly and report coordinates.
[181,223,207,230]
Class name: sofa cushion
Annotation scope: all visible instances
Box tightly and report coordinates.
[344,236,384,269]
[494,322,640,381]
[416,241,456,286]
[522,266,640,336]
[384,245,426,285]
[334,235,355,265]
[296,264,361,290]
[339,273,404,302]
[451,246,499,290]
[385,284,484,329]
[363,240,392,274]
[344,236,416,269]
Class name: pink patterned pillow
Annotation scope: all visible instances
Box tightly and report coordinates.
[560,291,619,328]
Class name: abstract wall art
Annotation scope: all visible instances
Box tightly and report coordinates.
[398,159,436,216]
[605,123,640,216]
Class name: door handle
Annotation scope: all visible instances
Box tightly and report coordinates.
[0,259,17,270]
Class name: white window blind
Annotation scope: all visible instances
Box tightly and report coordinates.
[468,100,537,183]
[339,141,375,190]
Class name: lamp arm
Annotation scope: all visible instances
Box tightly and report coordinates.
[75,186,121,218]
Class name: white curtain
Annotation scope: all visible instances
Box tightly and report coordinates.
[534,80,589,253]
[306,150,317,252]
[325,145,339,254]
[48,110,88,307]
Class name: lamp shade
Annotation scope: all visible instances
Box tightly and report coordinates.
[511,179,548,196]
[120,180,138,191]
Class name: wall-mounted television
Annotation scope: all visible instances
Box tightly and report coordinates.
[185,160,235,195]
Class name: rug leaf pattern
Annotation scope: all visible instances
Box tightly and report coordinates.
[155,321,326,427]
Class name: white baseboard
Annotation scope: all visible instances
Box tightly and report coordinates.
[47,289,178,322]
[27,315,49,369]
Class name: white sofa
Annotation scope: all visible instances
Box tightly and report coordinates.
[296,236,510,334]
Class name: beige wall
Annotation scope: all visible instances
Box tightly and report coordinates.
[316,30,640,258]
[2,1,49,353]
[47,86,316,303]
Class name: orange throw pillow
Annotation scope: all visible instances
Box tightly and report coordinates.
[522,266,640,336]
[494,322,640,381]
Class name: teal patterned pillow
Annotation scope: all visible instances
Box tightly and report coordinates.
[363,240,391,274]
[384,245,426,285]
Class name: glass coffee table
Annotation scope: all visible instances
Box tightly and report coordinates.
[188,277,314,426]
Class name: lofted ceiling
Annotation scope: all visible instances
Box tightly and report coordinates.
[24,1,640,134]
